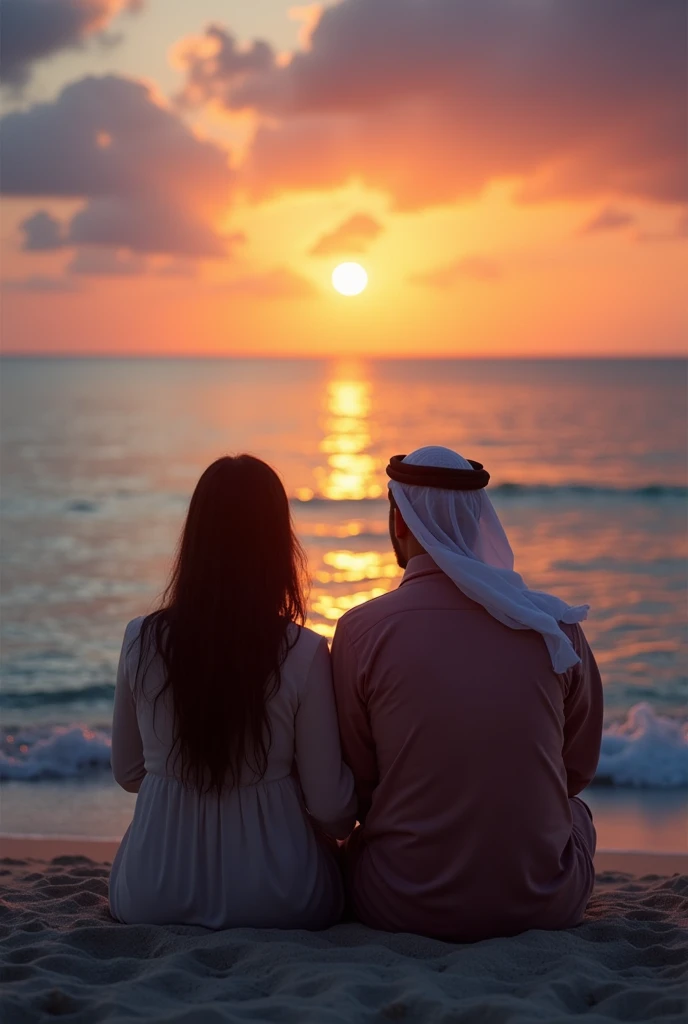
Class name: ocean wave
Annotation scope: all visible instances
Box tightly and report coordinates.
[292,485,686,505]
[2,704,686,786]
[0,725,112,781]
[594,703,688,788]
[0,683,115,710]
[491,483,687,499]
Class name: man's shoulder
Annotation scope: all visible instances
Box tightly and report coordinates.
[337,585,408,643]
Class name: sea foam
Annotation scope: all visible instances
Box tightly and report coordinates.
[596,703,688,788]
[0,725,112,780]
[1,704,686,786]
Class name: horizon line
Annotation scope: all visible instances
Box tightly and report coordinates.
[1,352,685,362]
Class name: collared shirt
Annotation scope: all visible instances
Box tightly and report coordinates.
[331,554,603,941]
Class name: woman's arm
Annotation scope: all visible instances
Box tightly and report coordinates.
[111,622,146,794]
[294,637,357,839]
[331,623,378,824]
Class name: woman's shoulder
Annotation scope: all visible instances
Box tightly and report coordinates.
[282,623,329,677]
[123,615,145,639]
[121,614,164,666]
[121,614,150,652]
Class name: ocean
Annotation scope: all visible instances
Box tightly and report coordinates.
[1,357,686,848]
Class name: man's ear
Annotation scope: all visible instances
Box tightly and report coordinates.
[394,507,409,538]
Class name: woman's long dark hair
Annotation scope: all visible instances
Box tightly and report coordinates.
[136,455,308,796]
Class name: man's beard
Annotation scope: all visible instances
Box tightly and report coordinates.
[389,504,407,569]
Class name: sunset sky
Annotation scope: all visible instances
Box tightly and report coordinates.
[1,0,686,357]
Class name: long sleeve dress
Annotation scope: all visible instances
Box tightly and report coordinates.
[109,617,357,930]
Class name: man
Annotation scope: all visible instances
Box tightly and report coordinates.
[331,446,602,942]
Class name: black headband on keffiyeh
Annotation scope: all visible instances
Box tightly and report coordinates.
[386,454,490,491]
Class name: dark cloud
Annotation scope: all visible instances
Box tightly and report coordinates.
[20,210,65,250]
[580,207,635,234]
[215,267,317,298]
[67,198,237,257]
[1,75,234,257]
[175,25,274,110]
[0,0,143,88]
[178,1,686,209]
[309,213,383,256]
[410,255,503,288]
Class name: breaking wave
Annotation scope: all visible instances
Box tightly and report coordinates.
[2,704,686,787]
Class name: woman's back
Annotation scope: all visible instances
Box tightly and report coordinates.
[109,618,356,929]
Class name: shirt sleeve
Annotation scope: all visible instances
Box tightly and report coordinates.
[562,623,604,797]
[111,622,146,794]
[294,636,357,839]
[330,621,378,824]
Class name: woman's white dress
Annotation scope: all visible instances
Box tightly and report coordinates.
[109,618,357,929]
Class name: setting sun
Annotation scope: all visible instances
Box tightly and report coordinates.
[332,263,368,296]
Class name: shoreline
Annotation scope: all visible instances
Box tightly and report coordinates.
[2,834,687,876]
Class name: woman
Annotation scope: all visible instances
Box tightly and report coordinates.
[109,455,356,929]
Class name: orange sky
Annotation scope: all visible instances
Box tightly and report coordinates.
[1,0,686,357]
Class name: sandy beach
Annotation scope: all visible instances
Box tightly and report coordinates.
[1,837,686,1024]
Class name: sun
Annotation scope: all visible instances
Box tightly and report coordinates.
[332,262,368,296]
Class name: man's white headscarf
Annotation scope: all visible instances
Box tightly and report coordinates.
[388,446,588,673]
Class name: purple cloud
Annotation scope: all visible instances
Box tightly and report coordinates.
[1,75,235,257]
[177,1,686,209]
[0,0,144,88]
[20,211,65,250]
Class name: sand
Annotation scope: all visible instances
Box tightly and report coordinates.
[1,839,686,1024]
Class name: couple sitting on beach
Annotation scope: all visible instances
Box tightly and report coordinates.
[109,447,602,942]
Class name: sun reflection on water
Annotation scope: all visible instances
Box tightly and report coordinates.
[301,369,399,638]
[315,377,384,501]
[311,586,389,624]
[315,550,400,583]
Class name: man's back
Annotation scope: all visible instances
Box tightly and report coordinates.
[332,554,603,941]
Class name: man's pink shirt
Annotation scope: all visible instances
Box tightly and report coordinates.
[331,554,603,941]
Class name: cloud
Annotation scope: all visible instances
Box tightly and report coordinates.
[409,255,503,288]
[176,1,686,209]
[215,267,317,298]
[67,248,147,275]
[580,207,635,234]
[174,25,275,110]
[1,75,234,257]
[67,198,239,257]
[309,212,382,256]
[1,275,81,293]
[0,0,144,88]
[20,210,66,250]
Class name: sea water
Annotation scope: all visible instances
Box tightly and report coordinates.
[1,358,686,846]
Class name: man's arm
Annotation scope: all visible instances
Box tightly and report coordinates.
[562,624,604,796]
[330,622,378,823]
